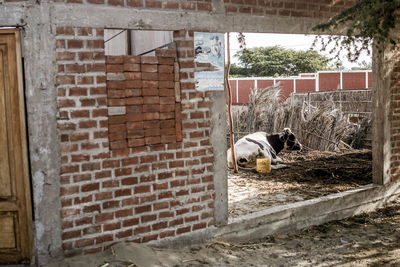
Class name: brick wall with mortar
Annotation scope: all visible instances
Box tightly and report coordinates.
[106,49,182,152]
[390,44,400,182]
[56,27,215,255]
[224,0,356,19]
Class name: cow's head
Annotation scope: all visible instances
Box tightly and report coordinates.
[280,128,302,151]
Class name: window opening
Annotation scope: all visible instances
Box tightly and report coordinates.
[226,32,373,220]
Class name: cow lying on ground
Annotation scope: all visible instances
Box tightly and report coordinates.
[227,128,302,168]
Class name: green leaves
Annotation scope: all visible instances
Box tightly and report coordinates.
[312,0,400,64]
[230,46,330,77]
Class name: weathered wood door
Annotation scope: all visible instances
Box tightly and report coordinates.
[0,29,32,264]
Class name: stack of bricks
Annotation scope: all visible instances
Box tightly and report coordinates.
[106,49,182,153]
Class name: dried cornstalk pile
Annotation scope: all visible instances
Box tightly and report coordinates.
[232,84,365,151]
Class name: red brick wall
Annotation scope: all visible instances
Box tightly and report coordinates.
[56,27,215,255]
[51,0,356,19]
[224,0,356,19]
[390,45,400,181]
[106,50,182,152]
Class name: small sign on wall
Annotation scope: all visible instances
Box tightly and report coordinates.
[194,32,225,91]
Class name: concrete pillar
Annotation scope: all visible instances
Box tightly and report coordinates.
[372,41,399,185]
[24,4,63,264]
[211,91,228,226]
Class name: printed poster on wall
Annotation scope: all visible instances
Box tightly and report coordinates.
[194,32,225,91]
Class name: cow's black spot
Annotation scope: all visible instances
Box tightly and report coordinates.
[245,138,264,151]
[286,139,295,147]
[239,158,248,163]
[283,133,301,150]
[267,134,283,156]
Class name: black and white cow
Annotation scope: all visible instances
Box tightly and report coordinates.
[227,128,302,168]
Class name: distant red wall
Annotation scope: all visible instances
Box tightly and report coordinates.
[343,72,366,89]
[230,71,373,105]
[228,80,237,104]
[256,79,274,91]
[368,72,372,88]
[319,72,340,91]
[237,80,254,105]
[276,79,294,100]
[296,79,315,93]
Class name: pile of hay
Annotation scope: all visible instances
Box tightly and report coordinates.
[231,84,370,151]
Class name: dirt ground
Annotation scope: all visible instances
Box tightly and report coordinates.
[49,196,400,267]
[228,149,372,218]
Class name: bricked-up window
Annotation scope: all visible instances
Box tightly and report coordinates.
[106,49,182,152]
[58,28,215,255]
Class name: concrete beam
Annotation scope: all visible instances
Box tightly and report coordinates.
[0,5,28,27]
[215,182,400,243]
[51,4,321,34]
[211,0,225,15]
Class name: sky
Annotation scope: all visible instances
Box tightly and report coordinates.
[226,33,372,71]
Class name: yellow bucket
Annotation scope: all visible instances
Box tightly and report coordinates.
[256,158,271,173]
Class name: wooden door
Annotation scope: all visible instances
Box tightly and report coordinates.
[0,29,32,264]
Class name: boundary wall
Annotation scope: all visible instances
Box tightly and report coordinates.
[229,70,372,104]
